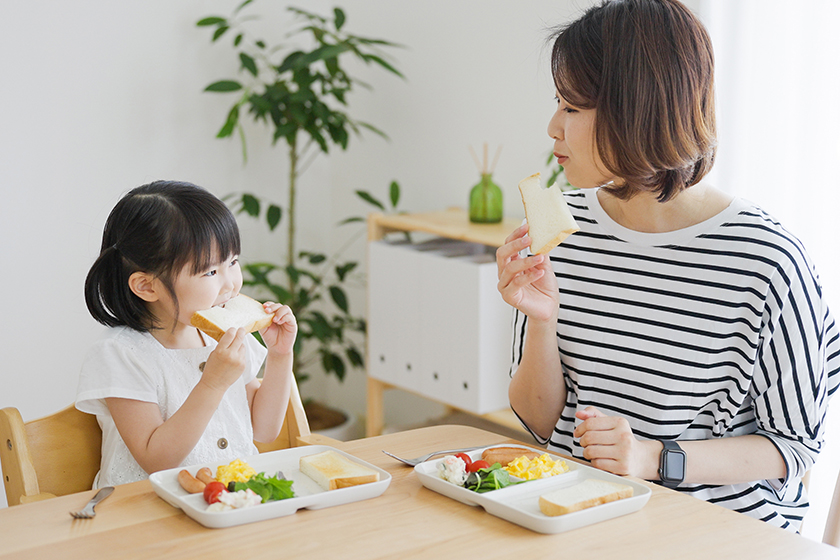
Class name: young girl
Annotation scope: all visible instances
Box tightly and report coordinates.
[496,0,840,531]
[76,180,296,487]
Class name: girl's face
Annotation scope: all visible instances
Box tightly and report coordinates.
[168,253,243,329]
[547,93,614,189]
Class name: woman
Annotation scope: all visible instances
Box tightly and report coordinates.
[496,0,839,531]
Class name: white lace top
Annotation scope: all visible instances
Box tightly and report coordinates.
[76,326,265,488]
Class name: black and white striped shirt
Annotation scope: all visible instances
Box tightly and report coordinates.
[510,188,840,532]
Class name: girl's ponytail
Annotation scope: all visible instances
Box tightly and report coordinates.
[84,244,155,331]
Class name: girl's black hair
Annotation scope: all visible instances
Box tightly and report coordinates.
[84,180,241,332]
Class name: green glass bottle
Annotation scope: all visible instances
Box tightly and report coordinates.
[469,173,503,223]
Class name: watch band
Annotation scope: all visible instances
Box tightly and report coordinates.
[658,439,686,488]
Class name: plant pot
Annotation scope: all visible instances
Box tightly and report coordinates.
[304,401,361,441]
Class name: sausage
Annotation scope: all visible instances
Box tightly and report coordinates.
[177,469,206,494]
[195,467,216,485]
[481,446,541,467]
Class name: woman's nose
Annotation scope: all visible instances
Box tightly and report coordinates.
[547,108,564,140]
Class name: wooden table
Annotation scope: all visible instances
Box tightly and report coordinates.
[2,425,838,559]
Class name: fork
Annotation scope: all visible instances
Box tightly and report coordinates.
[382,447,483,466]
[69,486,114,519]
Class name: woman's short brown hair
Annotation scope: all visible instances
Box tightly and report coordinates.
[551,0,716,202]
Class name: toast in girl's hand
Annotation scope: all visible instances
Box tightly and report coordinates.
[191,294,274,341]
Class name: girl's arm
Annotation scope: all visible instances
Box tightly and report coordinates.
[247,303,296,443]
[574,407,787,483]
[497,224,567,439]
[107,328,250,474]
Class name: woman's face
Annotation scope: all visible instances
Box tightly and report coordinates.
[547,93,614,189]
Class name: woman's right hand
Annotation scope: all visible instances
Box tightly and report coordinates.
[200,327,248,393]
[496,224,560,323]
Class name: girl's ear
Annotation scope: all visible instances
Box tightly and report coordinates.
[128,271,161,303]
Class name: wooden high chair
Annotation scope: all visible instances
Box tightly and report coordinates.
[1,380,331,506]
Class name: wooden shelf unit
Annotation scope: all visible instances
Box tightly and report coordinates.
[365,208,526,436]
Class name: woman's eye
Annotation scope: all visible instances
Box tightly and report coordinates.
[563,107,578,114]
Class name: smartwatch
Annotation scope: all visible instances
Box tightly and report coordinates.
[658,440,686,488]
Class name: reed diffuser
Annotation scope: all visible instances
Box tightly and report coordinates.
[468,143,503,223]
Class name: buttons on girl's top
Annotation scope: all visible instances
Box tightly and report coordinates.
[199,362,206,372]
[217,438,228,449]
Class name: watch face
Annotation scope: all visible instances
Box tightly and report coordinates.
[664,449,686,481]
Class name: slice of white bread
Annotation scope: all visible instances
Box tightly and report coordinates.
[190,294,274,342]
[300,450,380,491]
[539,478,633,517]
[518,172,580,254]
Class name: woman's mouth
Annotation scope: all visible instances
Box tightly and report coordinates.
[554,153,569,165]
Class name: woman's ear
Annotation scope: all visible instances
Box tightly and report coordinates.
[128,271,161,303]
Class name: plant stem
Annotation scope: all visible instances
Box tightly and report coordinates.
[287,137,298,303]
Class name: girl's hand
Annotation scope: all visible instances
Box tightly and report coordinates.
[259,302,297,356]
[573,406,659,478]
[496,223,560,323]
[201,327,248,393]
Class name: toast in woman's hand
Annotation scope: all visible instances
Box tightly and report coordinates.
[191,294,274,342]
[518,172,580,254]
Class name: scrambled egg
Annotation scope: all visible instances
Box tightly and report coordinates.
[504,453,569,480]
[216,458,257,485]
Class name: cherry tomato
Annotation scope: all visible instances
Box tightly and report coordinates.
[466,460,490,473]
[203,481,227,504]
[454,453,472,466]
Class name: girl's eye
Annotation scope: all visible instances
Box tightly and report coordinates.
[204,269,217,277]
[230,257,239,267]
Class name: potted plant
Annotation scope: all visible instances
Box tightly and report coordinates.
[196,2,404,432]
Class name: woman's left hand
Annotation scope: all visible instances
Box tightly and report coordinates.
[573,406,658,478]
[259,302,297,355]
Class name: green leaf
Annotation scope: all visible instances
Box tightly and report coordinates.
[389,180,400,208]
[338,216,364,226]
[239,53,258,77]
[334,8,346,30]
[356,121,389,140]
[197,16,226,27]
[256,40,266,49]
[217,105,239,138]
[234,33,243,47]
[306,253,326,264]
[355,190,385,210]
[241,193,260,217]
[321,351,346,381]
[266,204,282,231]
[212,25,229,42]
[346,346,364,368]
[361,53,403,78]
[335,262,357,282]
[205,80,242,92]
[329,285,349,312]
[234,0,253,14]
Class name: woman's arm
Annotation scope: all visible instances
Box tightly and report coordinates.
[247,303,296,443]
[497,224,567,439]
[574,407,787,484]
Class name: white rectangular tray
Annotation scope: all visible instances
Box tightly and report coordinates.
[414,444,651,534]
[150,445,391,528]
